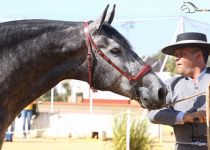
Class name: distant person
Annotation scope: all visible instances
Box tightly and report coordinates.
[21,103,33,138]
[148,32,210,150]
[21,101,39,138]
[4,120,15,142]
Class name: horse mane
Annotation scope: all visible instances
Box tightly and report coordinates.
[100,23,133,51]
[0,19,82,49]
[99,23,143,62]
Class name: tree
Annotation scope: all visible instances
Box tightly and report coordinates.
[164,56,176,74]
[150,51,176,75]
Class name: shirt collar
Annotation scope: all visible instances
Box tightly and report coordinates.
[197,67,207,81]
[187,67,207,81]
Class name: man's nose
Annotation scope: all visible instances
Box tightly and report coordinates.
[175,57,180,62]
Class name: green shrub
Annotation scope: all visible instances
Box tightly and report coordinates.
[112,112,154,150]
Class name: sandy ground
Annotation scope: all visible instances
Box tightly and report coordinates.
[2,138,112,150]
[2,137,175,150]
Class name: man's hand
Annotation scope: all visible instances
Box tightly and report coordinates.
[183,110,206,123]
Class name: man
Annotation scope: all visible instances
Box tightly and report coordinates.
[148,32,210,150]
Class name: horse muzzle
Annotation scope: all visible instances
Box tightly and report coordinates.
[138,86,167,110]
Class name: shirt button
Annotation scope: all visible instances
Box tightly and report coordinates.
[194,86,198,90]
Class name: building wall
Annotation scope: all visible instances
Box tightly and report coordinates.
[13,78,168,139]
[13,103,161,140]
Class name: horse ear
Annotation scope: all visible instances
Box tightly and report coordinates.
[89,4,109,34]
[105,4,116,24]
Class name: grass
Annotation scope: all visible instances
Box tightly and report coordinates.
[112,112,154,150]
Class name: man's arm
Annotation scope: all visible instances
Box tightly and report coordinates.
[148,107,182,126]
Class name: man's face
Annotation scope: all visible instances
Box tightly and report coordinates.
[174,47,199,76]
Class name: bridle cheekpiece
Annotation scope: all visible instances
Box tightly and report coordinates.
[83,21,151,88]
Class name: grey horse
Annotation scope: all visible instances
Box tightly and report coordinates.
[0,4,167,148]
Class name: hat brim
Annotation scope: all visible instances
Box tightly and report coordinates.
[162,43,210,56]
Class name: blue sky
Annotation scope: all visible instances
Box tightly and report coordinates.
[1,0,210,57]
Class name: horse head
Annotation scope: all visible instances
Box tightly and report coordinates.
[83,5,167,110]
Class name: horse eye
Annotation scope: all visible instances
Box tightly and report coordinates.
[110,48,120,55]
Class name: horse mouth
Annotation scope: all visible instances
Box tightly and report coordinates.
[140,98,163,110]
[137,95,165,110]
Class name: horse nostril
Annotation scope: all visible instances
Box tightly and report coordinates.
[158,88,166,101]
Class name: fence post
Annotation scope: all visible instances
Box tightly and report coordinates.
[89,88,93,114]
[50,88,54,113]
[126,109,131,150]
[206,83,210,150]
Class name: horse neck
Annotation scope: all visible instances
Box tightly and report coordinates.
[0,20,89,102]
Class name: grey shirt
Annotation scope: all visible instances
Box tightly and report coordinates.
[148,67,210,150]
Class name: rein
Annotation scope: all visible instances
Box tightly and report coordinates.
[83,21,151,88]
[164,91,206,107]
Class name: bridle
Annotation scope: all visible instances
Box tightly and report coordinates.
[83,21,151,88]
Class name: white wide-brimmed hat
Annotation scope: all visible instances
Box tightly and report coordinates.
[162,32,210,56]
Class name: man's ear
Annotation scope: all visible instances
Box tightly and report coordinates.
[196,51,203,58]
[195,51,206,64]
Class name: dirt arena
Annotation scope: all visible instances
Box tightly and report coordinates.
[2,103,176,150]
[2,137,175,150]
[2,138,112,150]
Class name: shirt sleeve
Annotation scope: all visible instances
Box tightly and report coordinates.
[175,112,185,125]
[148,78,183,126]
